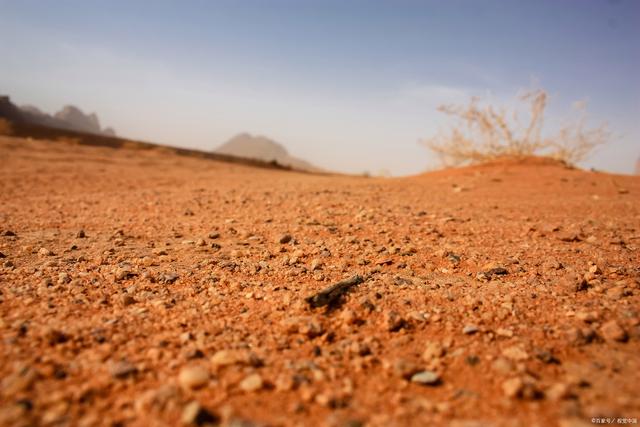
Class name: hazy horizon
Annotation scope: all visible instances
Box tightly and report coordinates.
[1,0,639,175]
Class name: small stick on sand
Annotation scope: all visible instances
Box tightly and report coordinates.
[305,275,364,308]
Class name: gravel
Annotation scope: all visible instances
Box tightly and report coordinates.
[2,137,638,426]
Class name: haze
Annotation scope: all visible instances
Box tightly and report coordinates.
[1,0,639,175]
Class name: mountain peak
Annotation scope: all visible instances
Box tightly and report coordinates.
[215,133,322,172]
[221,133,289,161]
[54,105,102,134]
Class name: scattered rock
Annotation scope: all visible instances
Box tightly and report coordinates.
[465,355,480,366]
[501,377,542,400]
[501,345,529,361]
[310,258,322,271]
[121,294,136,306]
[45,329,69,346]
[110,360,138,379]
[178,366,210,390]
[38,247,53,257]
[447,252,461,264]
[559,233,581,243]
[600,320,628,343]
[476,267,508,281]
[115,266,134,281]
[210,350,237,367]
[566,327,596,345]
[160,272,179,284]
[502,377,524,398]
[300,318,324,338]
[383,310,405,332]
[76,230,86,238]
[535,349,560,364]
[576,311,598,323]
[340,308,361,326]
[279,234,292,244]
[181,401,219,426]
[546,382,573,401]
[462,325,479,335]
[422,342,445,362]
[410,370,441,386]
[210,350,247,368]
[239,373,263,392]
[390,359,420,380]
[495,328,514,338]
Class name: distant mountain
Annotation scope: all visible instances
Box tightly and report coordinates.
[0,95,116,136]
[635,157,640,175]
[215,133,322,172]
[54,105,102,134]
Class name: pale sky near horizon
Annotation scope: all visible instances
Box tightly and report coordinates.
[1,0,639,175]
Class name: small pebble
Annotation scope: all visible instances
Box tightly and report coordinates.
[502,377,523,398]
[181,401,218,425]
[210,350,239,367]
[600,320,628,343]
[422,342,445,361]
[279,234,292,244]
[38,247,53,257]
[502,345,529,361]
[390,358,420,379]
[239,373,263,392]
[383,310,405,332]
[410,370,440,386]
[110,360,138,379]
[121,294,136,306]
[310,258,322,271]
[45,329,69,346]
[462,325,479,335]
[178,366,210,390]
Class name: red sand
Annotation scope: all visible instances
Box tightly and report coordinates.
[1,135,639,426]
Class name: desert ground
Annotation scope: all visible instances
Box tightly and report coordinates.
[0,135,639,427]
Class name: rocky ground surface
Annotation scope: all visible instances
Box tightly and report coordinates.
[0,135,639,427]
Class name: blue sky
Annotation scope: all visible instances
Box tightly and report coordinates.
[1,0,638,174]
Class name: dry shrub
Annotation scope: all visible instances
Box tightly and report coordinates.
[422,89,609,167]
[0,118,13,136]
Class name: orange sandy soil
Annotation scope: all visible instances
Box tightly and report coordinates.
[0,135,639,427]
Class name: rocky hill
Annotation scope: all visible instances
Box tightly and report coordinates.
[215,133,322,172]
[0,95,116,136]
